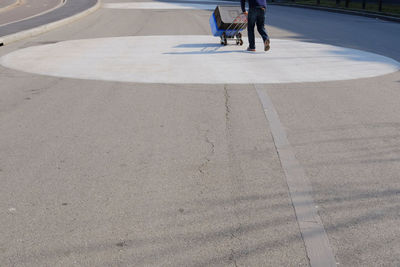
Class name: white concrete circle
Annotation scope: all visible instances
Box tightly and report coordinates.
[102,2,216,10]
[1,35,399,84]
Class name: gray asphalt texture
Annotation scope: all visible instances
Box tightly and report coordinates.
[0,0,17,9]
[0,0,97,37]
[0,1,400,266]
[0,0,62,27]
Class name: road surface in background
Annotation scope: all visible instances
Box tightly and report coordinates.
[0,0,97,38]
[0,0,64,26]
[0,0,399,266]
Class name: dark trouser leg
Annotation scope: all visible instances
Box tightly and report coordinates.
[247,8,256,49]
[256,8,269,42]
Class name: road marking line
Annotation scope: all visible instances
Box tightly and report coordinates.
[0,0,66,27]
[255,84,337,267]
[0,0,24,14]
[0,0,99,46]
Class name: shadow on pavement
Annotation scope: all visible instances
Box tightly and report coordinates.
[266,5,400,61]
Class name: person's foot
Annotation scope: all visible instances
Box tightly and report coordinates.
[264,39,270,51]
[247,47,256,52]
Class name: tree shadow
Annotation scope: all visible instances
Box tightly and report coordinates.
[8,185,400,266]
[289,122,400,167]
[265,5,400,61]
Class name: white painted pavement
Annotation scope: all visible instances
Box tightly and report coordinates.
[0,35,399,84]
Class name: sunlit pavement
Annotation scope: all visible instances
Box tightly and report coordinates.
[0,1,399,266]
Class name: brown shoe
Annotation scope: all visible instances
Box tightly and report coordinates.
[247,47,256,52]
[264,39,270,51]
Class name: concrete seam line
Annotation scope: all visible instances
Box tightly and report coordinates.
[0,0,101,46]
[254,84,337,267]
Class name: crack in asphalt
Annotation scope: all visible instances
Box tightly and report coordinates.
[224,84,231,129]
[198,129,215,175]
[229,248,238,267]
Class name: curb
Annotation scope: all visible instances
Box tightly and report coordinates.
[270,2,400,23]
[0,0,101,46]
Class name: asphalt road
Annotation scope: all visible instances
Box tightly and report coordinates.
[0,0,63,26]
[0,0,97,37]
[0,0,18,9]
[0,1,399,266]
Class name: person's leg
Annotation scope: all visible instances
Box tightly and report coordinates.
[255,8,269,42]
[247,8,256,49]
[256,8,270,51]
